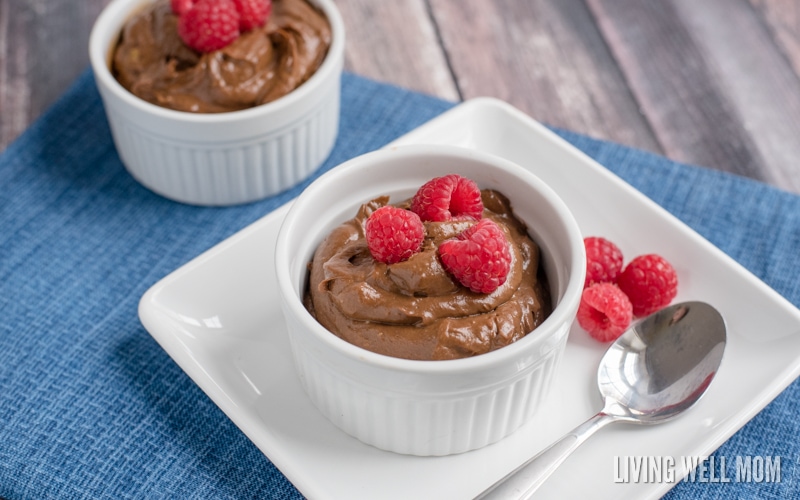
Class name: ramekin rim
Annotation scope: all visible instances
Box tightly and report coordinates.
[88,0,345,124]
[275,144,586,376]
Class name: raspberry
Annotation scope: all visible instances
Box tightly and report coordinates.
[410,174,484,222]
[232,0,272,31]
[439,219,511,294]
[178,0,240,53]
[617,254,678,317]
[577,283,633,342]
[365,206,425,265]
[584,236,624,288]
[171,0,195,15]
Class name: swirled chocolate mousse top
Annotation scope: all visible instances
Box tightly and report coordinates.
[304,174,552,361]
[111,0,331,113]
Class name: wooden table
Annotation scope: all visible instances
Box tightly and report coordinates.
[3,0,800,193]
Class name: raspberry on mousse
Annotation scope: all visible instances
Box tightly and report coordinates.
[410,174,484,222]
[174,0,272,54]
[365,206,425,265]
[438,219,512,294]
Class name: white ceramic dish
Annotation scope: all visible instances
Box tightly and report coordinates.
[139,98,800,499]
[274,144,584,456]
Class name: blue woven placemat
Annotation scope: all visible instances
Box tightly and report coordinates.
[1,70,799,499]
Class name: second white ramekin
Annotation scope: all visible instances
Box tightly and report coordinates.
[89,0,345,206]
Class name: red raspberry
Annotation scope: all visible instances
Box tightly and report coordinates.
[617,254,678,317]
[232,0,272,31]
[584,236,623,288]
[171,0,195,15]
[365,206,425,265]
[410,174,484,222]
[439,219,511,294]
[577,283,633,342]
[178,0,240,53]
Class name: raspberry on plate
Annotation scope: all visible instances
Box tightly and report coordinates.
[410,174,484,222]
[232,0,272,31]
[438,219,511,294]
[584,236,623,288]
[365,206,425,265]
[178,0,241,53]
[617,254,678,317]
[577,283,633,342]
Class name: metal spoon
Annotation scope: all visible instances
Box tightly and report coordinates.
[476,301,726,499]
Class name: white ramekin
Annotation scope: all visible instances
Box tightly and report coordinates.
[89,0,345,206]
[274,145,586,456]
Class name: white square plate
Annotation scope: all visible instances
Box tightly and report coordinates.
[139,98,800,499]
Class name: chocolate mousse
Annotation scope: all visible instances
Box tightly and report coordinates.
[305,190,552,361]
[111,0,331,113]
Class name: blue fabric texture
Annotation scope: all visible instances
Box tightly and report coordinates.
[1,70,799,499]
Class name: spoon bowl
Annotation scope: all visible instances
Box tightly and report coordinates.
[477,301,726,499]
[599,301,725,423]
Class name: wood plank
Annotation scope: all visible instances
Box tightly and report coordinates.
[0,0,31,150]
[586,0,764,180]
[587,0,800,192]
[671,0,800,192]
[0,0,110,151]
[749,0,800,77]
[428,0,661,154]
[333,0,459,101]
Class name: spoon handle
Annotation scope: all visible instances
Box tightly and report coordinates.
[475,412,617,499]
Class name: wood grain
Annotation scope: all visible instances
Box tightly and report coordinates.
[584,0,800,192]
[335,0,458,100]
[750,0,800,77]
[0,0,110,149]
[429,0,661,154]
[587,0,773,182]
[4,0,800,194]
[671,0,800,191]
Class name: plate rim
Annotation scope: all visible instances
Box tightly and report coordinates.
[139,97,800,499]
